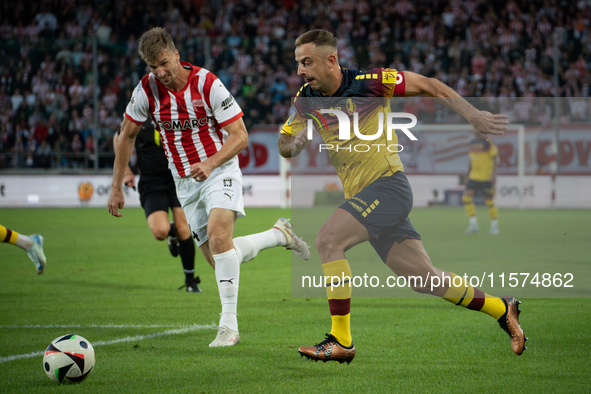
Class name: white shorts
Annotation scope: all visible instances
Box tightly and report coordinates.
[174,162,245,247]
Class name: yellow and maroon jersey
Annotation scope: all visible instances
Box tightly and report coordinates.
[468,137,498,181]
[281,68,407,198]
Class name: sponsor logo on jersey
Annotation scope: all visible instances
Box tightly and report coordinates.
[157,118,209,130]
[346,99,356,115]
[191,98,203,112]
[347,201,364,213]
[221,96,234,111]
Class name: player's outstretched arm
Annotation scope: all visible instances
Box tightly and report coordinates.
[108,117,142,217]
[190,117,248,182]
[402,71,508,139]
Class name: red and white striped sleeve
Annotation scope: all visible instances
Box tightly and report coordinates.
[124,82,150,125]
[207,80,243,127]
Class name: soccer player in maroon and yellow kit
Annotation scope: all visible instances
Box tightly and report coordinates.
[279,30,526,364]
[1,224,46,274]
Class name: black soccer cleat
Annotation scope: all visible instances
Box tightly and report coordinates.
[497,296,527,355]
[178,276,202,293]
[167,222,179,257]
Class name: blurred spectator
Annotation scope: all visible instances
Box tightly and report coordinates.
[35,5,58,36]
[10,89,24,112]
[71,133,84,168]
[96,19,112,45]
[53,133,69,168]
[26,134,37,168]
[37,139,52,168]
[0,0,590,171]
[11,135,25,168]
[269,78,287,105]
[33,120,49,145]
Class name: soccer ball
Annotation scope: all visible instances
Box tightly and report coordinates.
[43,334,95,384]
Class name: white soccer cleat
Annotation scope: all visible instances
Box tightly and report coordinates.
[463,224,480,235]
[273,218,311,260]
[209,326,240,348]
[26,234,46,275]
[488,226,500,235]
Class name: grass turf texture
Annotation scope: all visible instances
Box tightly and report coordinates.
[0,207,589,393]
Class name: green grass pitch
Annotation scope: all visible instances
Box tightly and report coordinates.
[0,207,590,393]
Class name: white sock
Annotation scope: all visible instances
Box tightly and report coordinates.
[272,228,287,245]
[469,216,478,226]
[233,229,284,264]
[213,249,240,332]
[490,219,498,228]
[15,234,32,250]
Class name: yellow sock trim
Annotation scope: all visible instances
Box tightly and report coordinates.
[442,273,506,320]
[442,273,467,304]
[443,272,506,320]
[463,196,475,217]
[458,285,475,308]
[486,200,498,220]
[0,225,18,245]
[324,260,353,346]
[323,259,352,299]
[330,314,352,347]
[481,297,506,320]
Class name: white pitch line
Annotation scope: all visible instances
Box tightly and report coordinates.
[0,323,196,329]
[0,323,216,364]
[91,324,216,346]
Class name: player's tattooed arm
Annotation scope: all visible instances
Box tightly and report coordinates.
[278,132,311,158]
[278,134,293,158]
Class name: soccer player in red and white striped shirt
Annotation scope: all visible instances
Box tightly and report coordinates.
[108,28,310,348]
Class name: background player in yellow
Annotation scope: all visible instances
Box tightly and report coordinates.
[279,29,526,364]
[463,133,500,235]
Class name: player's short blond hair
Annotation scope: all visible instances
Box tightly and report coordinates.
[138,27,176,64]
[295,29,337,50]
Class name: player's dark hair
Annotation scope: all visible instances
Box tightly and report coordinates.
[138,27,176,64]
[295,29,337,49]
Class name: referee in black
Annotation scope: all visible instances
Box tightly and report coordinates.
[114,119,202,292]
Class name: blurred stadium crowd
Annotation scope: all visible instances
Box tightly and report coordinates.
[0,0,589,169]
